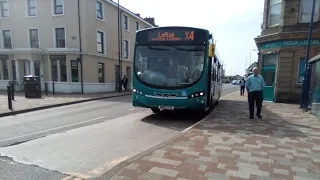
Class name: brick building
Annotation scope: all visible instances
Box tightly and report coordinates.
[255,0,320,103]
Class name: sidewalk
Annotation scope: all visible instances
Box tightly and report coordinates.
[104,92,320,180]
[0,91,131,117]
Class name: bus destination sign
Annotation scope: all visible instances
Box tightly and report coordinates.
[148,30,195,42]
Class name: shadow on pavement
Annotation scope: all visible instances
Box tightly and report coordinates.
[195,99,308,139]
[140,108,215,132]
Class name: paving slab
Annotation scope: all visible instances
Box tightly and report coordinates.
[99,92,320,180]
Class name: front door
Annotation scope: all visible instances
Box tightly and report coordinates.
[262,69,276,101]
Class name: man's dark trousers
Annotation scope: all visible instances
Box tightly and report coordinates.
[248,91,263,117]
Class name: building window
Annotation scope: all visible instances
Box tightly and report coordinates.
[263,53,278,66]
[124,40,129,59]
[12,60,16,80]
[53,0,63,15]
[300,0,320,23]
[50,55,66,82]
[96,1,103,20]
[55,28,65,48]
[60,59,66,82]
[29,29,39,48]
[71,60,79,82]
[136,22,139,31]
[0,0,8,18]
[269,0,282,26]
[35,60,40,77]
[27,0,37,17]
[2,30,12,49]
[1,60,8,80]
[123,15,128,30]
[98,63,104,83]
[97,31,104,54]
[298,58,306,84]
[51,59,58,81]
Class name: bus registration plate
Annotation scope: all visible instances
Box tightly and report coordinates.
[158,105,174,110]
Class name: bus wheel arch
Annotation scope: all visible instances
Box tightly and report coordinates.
[151,108,160,113]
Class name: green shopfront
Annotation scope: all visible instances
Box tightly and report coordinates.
[257,39,320,103]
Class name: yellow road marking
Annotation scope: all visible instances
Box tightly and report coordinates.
[105,156,129,167]
[88,167,104,175]
[66,172,90,179]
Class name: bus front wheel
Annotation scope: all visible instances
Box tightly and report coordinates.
[151,108,160,113]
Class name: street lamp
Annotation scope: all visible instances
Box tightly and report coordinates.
[301,0,317,110]
[249,49,259,66]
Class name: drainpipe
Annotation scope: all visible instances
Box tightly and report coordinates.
[117,0,121,92]
[78,0,84,94]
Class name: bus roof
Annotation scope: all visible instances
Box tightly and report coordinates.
[137,26,210,34]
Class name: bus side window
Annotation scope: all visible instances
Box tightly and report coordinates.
[212,65,216,82]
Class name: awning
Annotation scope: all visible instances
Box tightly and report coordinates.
[309,54,320,64]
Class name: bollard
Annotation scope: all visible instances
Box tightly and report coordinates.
[7,85,12,110]
[52,81,55,95]
[45,82,48,96]
[11,82,15,101]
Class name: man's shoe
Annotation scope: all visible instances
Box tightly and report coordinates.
[257,115,262,119]
[249,116,254,119]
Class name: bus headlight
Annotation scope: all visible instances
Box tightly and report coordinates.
[188,91,205,99]
[133,88,142,95]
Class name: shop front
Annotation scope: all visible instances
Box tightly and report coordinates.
[309,54,320,116]
[257,38,320,103]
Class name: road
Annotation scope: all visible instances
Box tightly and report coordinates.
[0,84,238,180]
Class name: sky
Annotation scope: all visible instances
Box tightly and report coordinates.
[119,0,264,76]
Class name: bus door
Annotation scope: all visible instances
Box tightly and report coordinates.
[206,57,212,106]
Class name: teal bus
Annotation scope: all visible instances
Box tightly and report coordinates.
[132,26,223,113]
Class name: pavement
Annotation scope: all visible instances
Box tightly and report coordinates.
[102,92,320,180]
[0,84,239,180]
[0,91,131,117]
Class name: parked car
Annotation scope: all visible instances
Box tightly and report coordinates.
[232,80,240,85]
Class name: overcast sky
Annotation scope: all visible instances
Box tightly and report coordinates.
[119,0,264,76]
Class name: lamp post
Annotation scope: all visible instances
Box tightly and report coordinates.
[117,0,122,93]
[301,0,316,110]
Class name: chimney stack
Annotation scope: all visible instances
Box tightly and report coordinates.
[143,17,158,27]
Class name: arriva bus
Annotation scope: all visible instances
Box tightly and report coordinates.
[132,26,223,113]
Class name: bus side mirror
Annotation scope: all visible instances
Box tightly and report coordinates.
[208,44,215,57]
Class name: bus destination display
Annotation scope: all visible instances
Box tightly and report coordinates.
[148,30,195,42]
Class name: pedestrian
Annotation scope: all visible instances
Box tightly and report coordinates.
[122,75,128,92]
[245,67,265,119]
[239,77,246,96]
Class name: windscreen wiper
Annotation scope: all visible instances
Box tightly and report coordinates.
[176,47,203,52]
[147,46,170,51]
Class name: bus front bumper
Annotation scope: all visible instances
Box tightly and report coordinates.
[132,94,207,110]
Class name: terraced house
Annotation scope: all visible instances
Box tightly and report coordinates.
[0,0,156,93]
[255,0,320,103]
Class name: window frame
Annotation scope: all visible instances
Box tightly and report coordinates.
[0,0,9,19]
[97,30,105,55]
[136,21,139,31]
[2,29,12,49]
[297,58,307,84]
[123,40,129,59]
[123,15,129,31]
[52,0,64,16]
[299,0,320,23]
[28,28,40,48]
[96,1,104,21]
[98,62,105,83]
[268,0,282,27]
[54,27,66,48]
[26,0,37,17]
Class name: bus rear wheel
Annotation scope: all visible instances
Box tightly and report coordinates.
[151,108,160,113]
